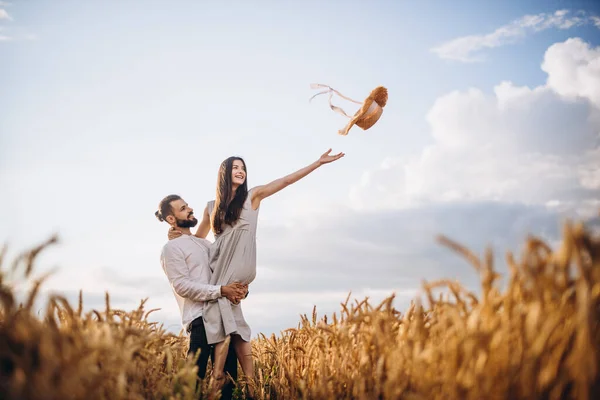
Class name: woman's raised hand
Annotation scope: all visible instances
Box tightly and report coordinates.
[317,148,345,165]
[167,227,183,240]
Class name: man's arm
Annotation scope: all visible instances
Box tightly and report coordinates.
[160,244,221,302]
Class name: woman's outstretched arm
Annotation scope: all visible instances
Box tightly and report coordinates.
[250,148,344,209]
[194,205,211,238]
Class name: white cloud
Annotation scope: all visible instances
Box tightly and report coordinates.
[542,38,600,108]
[352,38,600,219]
[0,6,36,42]
[0,9,11,20]
[431,10,600,62]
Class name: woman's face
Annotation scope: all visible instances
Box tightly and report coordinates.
[231,159,246,187]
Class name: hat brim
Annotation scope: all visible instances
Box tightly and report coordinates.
[355,101,383,130]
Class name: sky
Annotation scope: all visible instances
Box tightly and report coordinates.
[1,0,600,336]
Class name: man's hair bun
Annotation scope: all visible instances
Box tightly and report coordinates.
[156,194,182,223]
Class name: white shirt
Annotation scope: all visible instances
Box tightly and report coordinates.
[160,235,221,332]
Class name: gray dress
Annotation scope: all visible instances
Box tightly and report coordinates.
[202,189,259,345]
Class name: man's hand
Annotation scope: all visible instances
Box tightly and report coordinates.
[240,284,249,302]
[221,282,247,304]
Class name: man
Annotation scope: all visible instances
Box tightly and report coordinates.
[156,194,247,400]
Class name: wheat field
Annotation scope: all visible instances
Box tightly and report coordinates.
[1,218,599,399]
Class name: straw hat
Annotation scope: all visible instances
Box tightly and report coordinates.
[309,84,388,136]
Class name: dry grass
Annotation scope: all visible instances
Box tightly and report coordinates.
[1,218,599,399]
[0,236,200,400]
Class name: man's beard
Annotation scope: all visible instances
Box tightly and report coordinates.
[175,216,198,228]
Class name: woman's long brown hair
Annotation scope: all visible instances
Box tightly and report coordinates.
[211,156,248,235]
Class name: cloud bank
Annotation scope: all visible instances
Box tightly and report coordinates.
[354,37,599,219]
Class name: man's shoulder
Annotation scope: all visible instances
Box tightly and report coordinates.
[161,236,188,254]
[190,235,212,250]
[161,235,211,253]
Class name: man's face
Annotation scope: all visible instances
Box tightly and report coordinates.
[167,199,198,228]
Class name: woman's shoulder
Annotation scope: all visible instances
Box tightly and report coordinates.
[247,186,261,197]
[246,187,260,201]
[245,187,261,210]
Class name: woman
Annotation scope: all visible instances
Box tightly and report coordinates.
[169,148,344,395]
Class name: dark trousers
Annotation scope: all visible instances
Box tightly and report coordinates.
[188,317,238,400]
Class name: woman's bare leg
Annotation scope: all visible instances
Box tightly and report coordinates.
[211,335,231,390]
[232,334,255,397]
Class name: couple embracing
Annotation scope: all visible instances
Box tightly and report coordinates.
[156,149,344,399]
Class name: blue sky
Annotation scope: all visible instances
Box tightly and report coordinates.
[1,1,599,335]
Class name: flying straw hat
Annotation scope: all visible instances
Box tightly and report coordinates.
[309,84,388,136]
